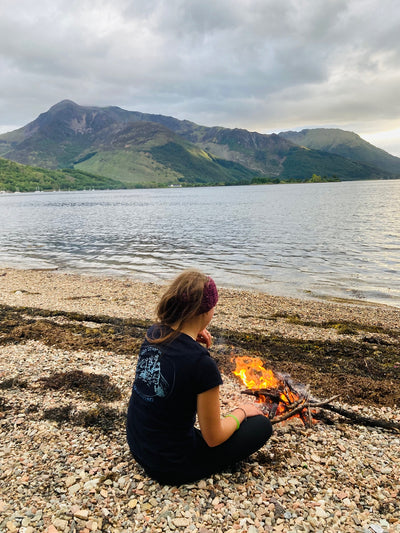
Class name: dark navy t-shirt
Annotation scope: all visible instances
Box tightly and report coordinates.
[126,325,223,472]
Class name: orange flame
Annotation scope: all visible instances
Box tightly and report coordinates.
[232,356,280,390]
[232,356,301,416]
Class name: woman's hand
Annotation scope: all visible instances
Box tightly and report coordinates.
[233,402,264,419]
[196,328,212,348]
[197,392,265,448]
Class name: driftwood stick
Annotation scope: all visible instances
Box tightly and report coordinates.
[243,386,400,431]
[318,403,400,432]
[270,395,340,425]
[269,395,337,425]
[265,398,304,420]
[309,395,341,406]
[285,397,305,412]
[270,400,307,425]
[270,396,400,432]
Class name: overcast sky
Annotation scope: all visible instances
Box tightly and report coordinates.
[1,0,400,155]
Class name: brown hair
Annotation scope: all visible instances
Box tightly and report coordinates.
[147,269,209,344]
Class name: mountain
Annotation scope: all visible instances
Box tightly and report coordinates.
[0,101,258,187]
[279,128,400,175]
[0,157,126,193]
[0,100,398,188]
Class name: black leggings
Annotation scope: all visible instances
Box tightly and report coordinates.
[144,415,273,485]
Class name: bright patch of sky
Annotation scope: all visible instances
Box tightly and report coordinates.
[0,0,399,156]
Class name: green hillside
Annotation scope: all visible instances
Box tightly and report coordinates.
[280,146,387,181]
[280,129,400,176]
[70,120,260,186]
[0,157,126,192]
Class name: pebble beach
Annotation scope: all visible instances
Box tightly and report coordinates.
[1,268,399,533]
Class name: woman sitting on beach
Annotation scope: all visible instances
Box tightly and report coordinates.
[126,269,272,485]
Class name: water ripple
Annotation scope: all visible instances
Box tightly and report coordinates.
[0,181,399,307]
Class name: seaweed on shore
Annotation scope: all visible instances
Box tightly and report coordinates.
[42,403,126,432]
[0,377,29,389]
[0,303,147,353]
[74,405,126,431]
[0,303,399,408]
[270,312,397,337]
[42,404,74,423]
[38,370,122,402]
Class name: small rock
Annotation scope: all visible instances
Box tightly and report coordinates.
[0,500,8,512]
[68,483,81,495]
[315,507,328,519]
[83,478,100,491]
[53,518,68,530]
[64,475,77,487]
[74,509,89,520]
[369,525,384,533]
[173,518,190,527]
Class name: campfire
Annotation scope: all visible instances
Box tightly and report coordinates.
[231,355,400,432]
[232,356,316,425]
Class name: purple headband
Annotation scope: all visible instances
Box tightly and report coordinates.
[198,276,219,314]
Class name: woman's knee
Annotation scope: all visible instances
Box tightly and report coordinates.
[246,414,273,444]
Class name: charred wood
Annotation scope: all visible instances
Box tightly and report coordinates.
[241,389,282,403]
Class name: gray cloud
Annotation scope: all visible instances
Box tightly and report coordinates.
[1,0,400,154]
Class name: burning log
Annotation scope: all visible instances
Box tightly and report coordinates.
[233,356,400,432]
[242,388,282,404]
[233,356,314,424]
[268,396,338,425]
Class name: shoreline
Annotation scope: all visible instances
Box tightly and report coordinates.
[1,266,399,332]
[1,267,400,531]
[1,262,399,311]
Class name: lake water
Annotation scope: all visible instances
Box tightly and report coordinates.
[0,180,399,307]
